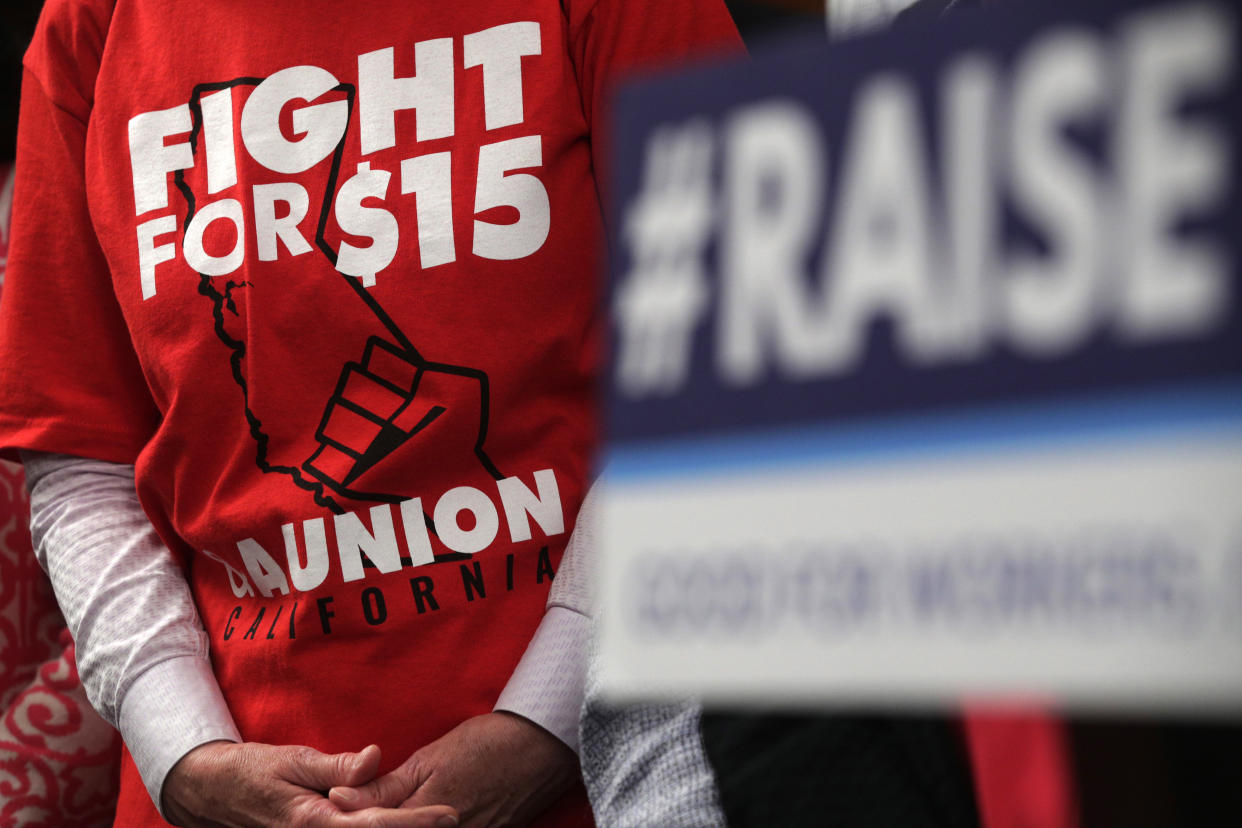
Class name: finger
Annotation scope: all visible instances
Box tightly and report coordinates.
[329,762,420,811]
[299,794,459,828]
[332,805,459,828]
[283,744,383,791]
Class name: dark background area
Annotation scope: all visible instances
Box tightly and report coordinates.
[0,1,827,159]
[1,2,44,161]
[726,0,825,43]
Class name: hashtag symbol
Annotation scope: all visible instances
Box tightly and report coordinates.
[615,119,715,398]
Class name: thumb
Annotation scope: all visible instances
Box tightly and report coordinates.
[282,744,382,791]
[329,763,420,812]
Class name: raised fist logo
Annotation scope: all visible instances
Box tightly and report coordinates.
[305,335,501,504]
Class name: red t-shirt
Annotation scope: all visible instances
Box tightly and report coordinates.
[0,1,742,825]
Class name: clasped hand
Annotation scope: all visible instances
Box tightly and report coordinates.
[163,712,576,828]
[329,712,579,828]
[162,741,459,828]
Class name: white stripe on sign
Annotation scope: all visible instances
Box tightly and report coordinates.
[597,430,1242,711]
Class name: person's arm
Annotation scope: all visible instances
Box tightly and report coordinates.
[488,0,745,765]
[24,450,460,828]
[23,450,241,812]
[491,485,599,752]
[328,490,603,826]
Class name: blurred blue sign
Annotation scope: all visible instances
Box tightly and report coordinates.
[608,0,1240,449]
[599,0,1242,709]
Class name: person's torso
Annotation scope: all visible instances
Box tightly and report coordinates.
[67,2,599,823]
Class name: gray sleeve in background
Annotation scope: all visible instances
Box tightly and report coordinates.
[568,485,727,827]
[580,638,726,828]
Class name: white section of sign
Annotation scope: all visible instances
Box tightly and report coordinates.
[597,431,1242,711]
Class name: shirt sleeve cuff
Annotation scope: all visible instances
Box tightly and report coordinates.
[494,605,591,755]
[117,654,242,818]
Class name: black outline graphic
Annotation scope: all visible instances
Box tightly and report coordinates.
[175,76,505,547]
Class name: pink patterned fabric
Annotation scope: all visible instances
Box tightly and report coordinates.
[0,632,120,827]
[0,460,61,710]
[0,163,121,826]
